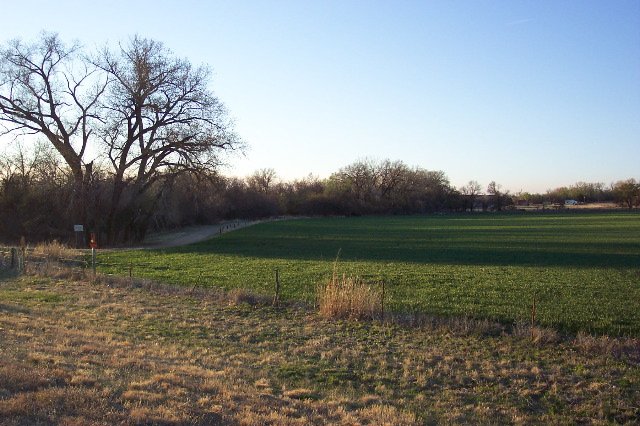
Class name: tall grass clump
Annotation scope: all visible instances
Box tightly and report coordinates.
[318,267,382,321]
[32,240,80,261]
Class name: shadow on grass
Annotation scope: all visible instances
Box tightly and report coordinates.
[165,236,639,269]
[0,269,20,282]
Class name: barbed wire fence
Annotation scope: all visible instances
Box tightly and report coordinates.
[0,245,90,276]
[0,244,276,309]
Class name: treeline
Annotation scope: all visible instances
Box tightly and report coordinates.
[3,149,638,245]
[517,180,640,209]
[0,154,464,242]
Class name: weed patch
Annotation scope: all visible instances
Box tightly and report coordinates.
[31,240,81,261]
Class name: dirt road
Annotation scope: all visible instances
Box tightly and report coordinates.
[141,219,264,249]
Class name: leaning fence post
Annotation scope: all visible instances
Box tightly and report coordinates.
[381,280,385,322]
[191,273,202,295]
[273,268,280,306]
[530,294,537,341]
[19,236,26,274]
[10,247,16,269]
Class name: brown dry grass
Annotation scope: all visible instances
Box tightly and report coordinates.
[318,271,382,320]
[31,240,81,261]
[0,267,639,424]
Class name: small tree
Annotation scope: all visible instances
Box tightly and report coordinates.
[613,179,639,209]
[487,181,512,211]
[460,180,482,212]
[247,168,278,194]
[0,142,72,240]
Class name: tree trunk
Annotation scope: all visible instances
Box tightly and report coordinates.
[70,173,86,224]
[106,177,126,245]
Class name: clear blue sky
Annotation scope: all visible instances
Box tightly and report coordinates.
[2,0,639,193]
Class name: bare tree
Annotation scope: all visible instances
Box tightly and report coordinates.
[378,160,408,202]
[96,36,242,241]
[613,178,639,209]
[247,168,277,194]
[332,159,380,212]
[1,33,242,243]
[460,180,482,211]
[0,141,73,240]
[0,33,107,224]
[487,181,512,211]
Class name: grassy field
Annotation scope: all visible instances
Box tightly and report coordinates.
[1,273,638,424]
[100,212,640,336]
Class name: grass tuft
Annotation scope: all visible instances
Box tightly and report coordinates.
[318,266,382,321]
[282,388,319,400]
[574,332,640,363]
[390,312,504,336]
[226,288,272,306]
[512,322,561,344]
[356,404,418,425]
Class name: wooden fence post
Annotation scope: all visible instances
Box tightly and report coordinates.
[91,248,97,277]
[381,280,385,322]
[531,294,537,341]
[273,269,280,306]
[19,236,26,274]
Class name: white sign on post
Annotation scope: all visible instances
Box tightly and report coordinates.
[74,225,84,232]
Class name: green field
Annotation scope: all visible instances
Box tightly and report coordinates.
[100,212,640,336]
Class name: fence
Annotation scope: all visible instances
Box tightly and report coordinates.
[0,246,90,275]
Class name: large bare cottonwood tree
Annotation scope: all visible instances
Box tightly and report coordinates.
[96,36,241,241]
[0,33,107,225]
[1,33,241,243]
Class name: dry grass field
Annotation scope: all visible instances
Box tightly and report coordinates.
[1,267,638,425]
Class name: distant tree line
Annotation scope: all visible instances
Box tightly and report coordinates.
[518,180,640,208]
[2,147,638,245]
